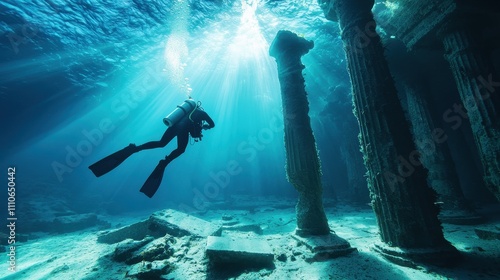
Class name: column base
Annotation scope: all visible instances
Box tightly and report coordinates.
[373,242,461,268]
[292,232,356,262]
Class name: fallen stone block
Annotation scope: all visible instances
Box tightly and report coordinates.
[222,223,263,234]
[113,236,154,263]
[475,228,500,240]
[149,209,221,237]
[127,236,175,265]
[206,236,274,266]
[126,260,172,279]
[292,233,356,262]
[98,209,221,244]
[97,220,153,244]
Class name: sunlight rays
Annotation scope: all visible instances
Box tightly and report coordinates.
[163,0,191,98]
[157,0,282,148]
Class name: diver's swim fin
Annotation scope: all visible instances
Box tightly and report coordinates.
[140,159,169,198]
[89,144,138,177]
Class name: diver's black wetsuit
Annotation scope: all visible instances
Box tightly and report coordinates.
[88,106,215,197]
[136,108,215,163]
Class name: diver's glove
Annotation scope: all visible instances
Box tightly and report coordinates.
[202,124,211,130]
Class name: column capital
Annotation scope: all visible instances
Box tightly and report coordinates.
[269,30,313,60]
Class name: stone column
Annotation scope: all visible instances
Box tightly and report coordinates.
[324,86,369,204]
[438,25,500,201]
[319,0,460,266]
[339,129,370,204]
[403,83,483,225]
[269,30,355,260]
[269,30,329,236]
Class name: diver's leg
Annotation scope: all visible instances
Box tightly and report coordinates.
[89,128,178,177]
[136,128,176,150]
[140,131,189,198]
[164,130,189,163]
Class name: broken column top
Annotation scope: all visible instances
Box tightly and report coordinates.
[269,30,314,59]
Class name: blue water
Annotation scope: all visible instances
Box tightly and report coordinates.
[0,0,368,214]
[2,1,500,280]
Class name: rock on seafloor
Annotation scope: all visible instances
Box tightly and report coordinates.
[98,209,222,244]
[206,236,274,266]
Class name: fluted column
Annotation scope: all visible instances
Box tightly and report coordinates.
[319,0,460,265]
[403,84,483,225]
[269,30,330,236]
[439,25,500,201]
[339,127,369,203]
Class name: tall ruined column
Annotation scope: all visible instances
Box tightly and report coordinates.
[269,30,329,236]
[438,25,500,201]
[403,84,483,225]
[319,0,460,265]
[269,30,355,260]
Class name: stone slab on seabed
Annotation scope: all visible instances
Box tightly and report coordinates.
[149,209,222,237]
[292,233,356,261]
[206,236,274,265]
[97,209,221,244]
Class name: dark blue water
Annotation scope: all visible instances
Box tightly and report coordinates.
[2,1,500,280]
[1,0,370,215]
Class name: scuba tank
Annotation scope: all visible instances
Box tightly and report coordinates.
[163,99,197,127]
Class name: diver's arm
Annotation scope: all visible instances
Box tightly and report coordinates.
[202,111,215,129]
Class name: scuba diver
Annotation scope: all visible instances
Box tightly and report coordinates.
[89,98,215,198]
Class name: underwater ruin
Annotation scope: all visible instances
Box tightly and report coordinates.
[1,0,499,279]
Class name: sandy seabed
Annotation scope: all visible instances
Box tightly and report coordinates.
[1,198,499,280]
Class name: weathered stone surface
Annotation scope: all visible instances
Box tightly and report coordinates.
[319,0,454,252]
[97,220,153,244]
[440,27,500,202]
[379,0,500,202]
[149,209,221,238]
[475,228,500,240]
[379,0,456,49]
[373,242,461,268]
[222,223,263,235]
[318,0,460,266]
[269,30,331,236]
[97,223,147,245]
[113,236,154,263]
[206,236,274,266]
[127,236,175,265]
[126,260,172,279]
[97,209,221,244]
[293,233,356,261]
[403,83,483,225]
